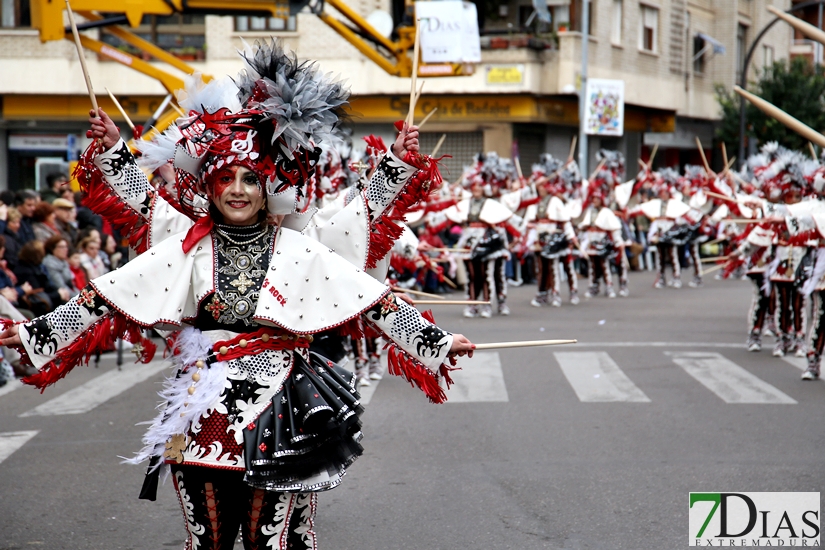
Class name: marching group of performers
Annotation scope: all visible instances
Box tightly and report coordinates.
[372,138,825,385]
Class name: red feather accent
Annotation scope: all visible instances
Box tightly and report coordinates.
[74,142,152,253]
[363,135,388,155]
[19,313,156,392]
[364,152,443,270]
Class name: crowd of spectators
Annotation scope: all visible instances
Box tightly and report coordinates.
[0,173,127,382]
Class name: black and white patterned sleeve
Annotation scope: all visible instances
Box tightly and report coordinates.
[363,292,453,370]
[364,151,418,223]
[93,139,154,222]
[17,286,111,369]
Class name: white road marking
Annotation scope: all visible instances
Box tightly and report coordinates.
[358,376,380,405]
[553,351,650,403]
[782,357,807,371]
[446,352,509,403]
[0,379,23,398]
[19,361,170,417]
[0,431,38,465]
[668,352,797,404]
[571,342,742,348]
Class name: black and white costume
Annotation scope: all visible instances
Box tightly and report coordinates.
[13,42,458,550]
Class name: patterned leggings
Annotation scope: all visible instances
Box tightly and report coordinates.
[808,290,825,366]
[536,255,578,295]
[747,273,774,334]
[775,281,806,340]
[655,244,680,281]
[466,257,507,303]
[172,465,317,550]
[587,255,613,291]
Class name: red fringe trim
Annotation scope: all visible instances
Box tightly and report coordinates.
[74,142,152,253]
[20,312,157,392]
[364,152,444,270]
[336,317,381,340]
[385,343,447,404]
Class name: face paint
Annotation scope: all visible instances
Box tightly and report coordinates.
[207,165,267,226]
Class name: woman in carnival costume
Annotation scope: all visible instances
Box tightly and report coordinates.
[0,41,474,549]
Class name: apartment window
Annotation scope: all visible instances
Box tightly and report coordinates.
[611,0,623,44]
[736,23,748,83]
[570,0,594,35]
[763,44,774,67]
[1,0,30,27]
[235,15,297,32]
[639,5,658,53]
[693,35,706,74]
[101,14,206,59]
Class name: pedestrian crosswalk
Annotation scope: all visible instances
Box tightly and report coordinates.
[0,347,818,467]
[554,351,650,402]
[668,352,797,404]
[0,349,815,417]
[0,430,38,465]
[19,360,168,417]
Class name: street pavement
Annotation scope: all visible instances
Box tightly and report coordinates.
[1,270,823,549]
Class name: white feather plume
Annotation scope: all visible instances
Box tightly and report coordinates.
[176,73,242,114]
[123,327,228,470]
[135,124,183,172]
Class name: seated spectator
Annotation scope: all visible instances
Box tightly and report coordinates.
[52,198,78,244]
[78,235,107,280]
[15,240,68,316]
[14,190,38,244]
[4,209,24,273]
[43,236,77,296]
[32,201,60,242]
[41,173,70,204]
[68,251,87,291]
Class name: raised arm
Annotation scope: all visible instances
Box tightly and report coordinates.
[85,109,193,251]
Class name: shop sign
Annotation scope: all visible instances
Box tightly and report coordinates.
[8,134,68,151]
[486,65,524,85]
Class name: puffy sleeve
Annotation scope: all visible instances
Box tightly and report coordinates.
[359,292,455,403]
[16,285,156,390]
[82,139,193,251]
[315,151,430,272]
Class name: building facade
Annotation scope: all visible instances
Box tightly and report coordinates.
[0,0,792,190]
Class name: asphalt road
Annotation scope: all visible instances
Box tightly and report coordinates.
[1,270,823,550]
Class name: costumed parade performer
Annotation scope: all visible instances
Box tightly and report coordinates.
[0,41,474,550]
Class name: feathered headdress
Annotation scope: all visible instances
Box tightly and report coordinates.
[136,39,351,221]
